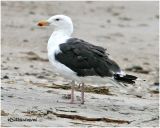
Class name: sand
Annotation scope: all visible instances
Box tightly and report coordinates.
[1,1,159,127]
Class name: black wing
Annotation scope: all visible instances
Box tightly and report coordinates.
[55,38,121,77]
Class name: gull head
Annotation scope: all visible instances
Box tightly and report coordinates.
[37,15,73,35]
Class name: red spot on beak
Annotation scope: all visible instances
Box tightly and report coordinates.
[38,22,43,26]
[37,20,49,26]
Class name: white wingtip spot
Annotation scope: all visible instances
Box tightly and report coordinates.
[117,70,126,77]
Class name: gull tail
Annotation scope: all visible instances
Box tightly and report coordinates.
[113,74,137,84]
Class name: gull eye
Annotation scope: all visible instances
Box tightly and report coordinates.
[55,18,60,21]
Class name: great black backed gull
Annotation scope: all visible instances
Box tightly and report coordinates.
[37,15,137,104]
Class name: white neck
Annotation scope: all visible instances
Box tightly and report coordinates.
[47,29,71,55]
[54,26,73,37]
[51,30,71,38]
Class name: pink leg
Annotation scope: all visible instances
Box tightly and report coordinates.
[70,81,75,104]
[81,83,85,104]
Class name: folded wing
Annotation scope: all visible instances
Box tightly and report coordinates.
[55,38,121,77]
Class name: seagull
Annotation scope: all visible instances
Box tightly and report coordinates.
[37,15,137,104]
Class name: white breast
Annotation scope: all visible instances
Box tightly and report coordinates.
[47,32,79,80]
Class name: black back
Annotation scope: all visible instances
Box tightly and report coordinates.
[55,38,121,77]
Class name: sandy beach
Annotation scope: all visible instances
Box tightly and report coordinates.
[1,1,159,127]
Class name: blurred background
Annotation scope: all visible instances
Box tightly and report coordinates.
[1,1,159,127]
[2,1,159,84]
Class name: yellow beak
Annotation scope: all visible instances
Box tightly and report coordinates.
[37,20,49,26]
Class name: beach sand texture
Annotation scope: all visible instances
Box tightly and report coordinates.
[1,1,159,127]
